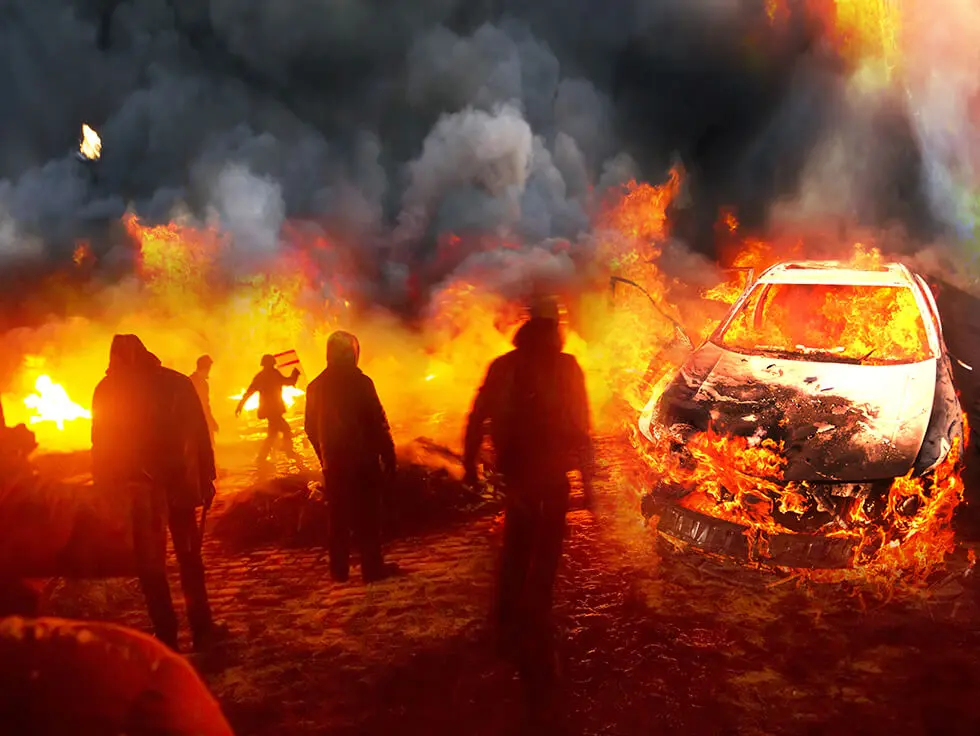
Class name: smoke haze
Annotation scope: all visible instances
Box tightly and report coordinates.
[0,0,973,302]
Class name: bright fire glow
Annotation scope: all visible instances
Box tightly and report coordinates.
[79,124,102,161]
[231,386,306,413]
[0,158,969,597]
[23,376,92,430]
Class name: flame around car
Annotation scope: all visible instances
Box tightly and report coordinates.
[638,255,967,591]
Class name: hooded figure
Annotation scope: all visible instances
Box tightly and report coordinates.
[304,331,397,583]
[235,354,302,467]
[0,617,234,736]
[91,335,221,652]
[189,355,219,448]
[463,300,595,702]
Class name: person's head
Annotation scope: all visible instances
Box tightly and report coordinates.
[326,331,360,369]
[527,295,562,323]
[260,354,277,370]
[108,334,160,375]
[514,295,565,353]
[196,355,213,377]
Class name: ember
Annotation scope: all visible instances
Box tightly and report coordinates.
[78,124,101,161]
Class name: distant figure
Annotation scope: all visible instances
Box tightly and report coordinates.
[0,617,234,735]
[91,334,223,652]
[463,297,595,702]
[235,354,302,467]
[189,355,219,448]
[304,332,398,583]
[0,394,42,618]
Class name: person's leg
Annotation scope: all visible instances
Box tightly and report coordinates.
[326,485,352,582]
[277,417,301,460]
[522,482,570,685]
[131,488,179,649]
[355,486,385,582]
[494,494,535,650]
[257,420,275,463]
[167,505,215,649]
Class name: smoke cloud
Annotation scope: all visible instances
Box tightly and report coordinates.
[0,0,961,301]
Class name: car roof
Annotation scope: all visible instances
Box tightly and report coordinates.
[756,260,917,288]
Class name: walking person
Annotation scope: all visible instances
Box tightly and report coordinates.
[463,297,595,716]
[189,355,219,449]
[91,334,225,652]
[235,354,302,468]
[304,331,398,583]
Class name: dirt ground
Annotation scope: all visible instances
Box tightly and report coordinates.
[38,433,980,736]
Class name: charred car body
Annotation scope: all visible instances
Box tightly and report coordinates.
[639,261,965,569]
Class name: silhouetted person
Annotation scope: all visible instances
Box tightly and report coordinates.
[189,355,219,448]
[0,617,234,735]
[0,396,43,618]
[236,354,302,467]
[304,332,397,583]
[91,335,222,652]
[463,298,595,705]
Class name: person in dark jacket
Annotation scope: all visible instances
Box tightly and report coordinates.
[304,332,398,583]
[463,298,595,693]
[189,355,219,449]
[91,335,221,652]
[235,354,302,467]
[0,616,234,735]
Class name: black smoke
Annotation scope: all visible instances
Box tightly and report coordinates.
[0,0,938,303]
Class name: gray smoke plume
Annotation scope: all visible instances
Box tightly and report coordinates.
[0,0,957,307]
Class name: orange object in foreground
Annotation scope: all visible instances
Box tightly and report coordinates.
[0,617,233,735]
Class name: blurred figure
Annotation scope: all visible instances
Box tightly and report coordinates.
[91,335,222,652]
[0,617,233,735]
[236,354,302,467]
[463,297,595,704]
[304,332,398,583]
[189,355,219,449]
[0,396,43,619]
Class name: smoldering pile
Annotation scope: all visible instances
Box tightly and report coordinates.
[210,439,502,553]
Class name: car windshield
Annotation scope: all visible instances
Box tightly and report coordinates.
[715,281,933,364]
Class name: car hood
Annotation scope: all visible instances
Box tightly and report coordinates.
[651,342,937,482]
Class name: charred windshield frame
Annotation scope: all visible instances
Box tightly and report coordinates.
[708,281,937,366]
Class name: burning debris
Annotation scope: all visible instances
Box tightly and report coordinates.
[23,376,91,431]
[77,124,101,162]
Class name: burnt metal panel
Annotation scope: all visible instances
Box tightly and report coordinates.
[657,503,858,569]
[765,532,857,569]
[657,504,750,560]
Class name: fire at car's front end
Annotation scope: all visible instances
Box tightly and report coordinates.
[637,262,967,572]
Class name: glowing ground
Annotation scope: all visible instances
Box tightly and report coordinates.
[36,436,980,735]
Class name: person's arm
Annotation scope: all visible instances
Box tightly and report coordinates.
[462,360,501,484]
[364,377,396,478]
[235,377,259,416]
[284,368,300,387]
[303,378,323,466]
[567,358,596,506]
[90,382,111,487]
[179,379,216,504]
[203,383,218,433]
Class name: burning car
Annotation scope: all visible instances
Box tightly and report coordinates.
[638,259,966,570]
